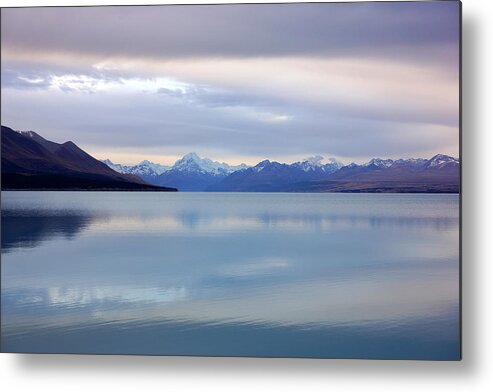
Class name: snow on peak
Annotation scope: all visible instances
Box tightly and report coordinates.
[392,158,427,168]
[294,156,343,173]
[173,153,249,175]
[100,159,170,176]
[367,158,394,168]
[181,152,201,162]
[354,155,458,170]
[427,154,459,168]
[101,159,127,173]
[253,160,271,172]
[304,155,324,166]
[135,160,170,175]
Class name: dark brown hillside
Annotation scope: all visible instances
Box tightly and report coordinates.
[1,125,176,191]
[14,128,143,182]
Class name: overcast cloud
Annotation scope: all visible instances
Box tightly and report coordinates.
[1,2,460,165]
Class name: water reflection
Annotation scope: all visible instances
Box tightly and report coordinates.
[1,214,95,252]
[1,192,460,359]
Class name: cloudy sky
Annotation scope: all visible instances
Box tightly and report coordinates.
[1,1,460,165]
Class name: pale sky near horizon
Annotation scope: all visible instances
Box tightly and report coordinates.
[1,2,460,166]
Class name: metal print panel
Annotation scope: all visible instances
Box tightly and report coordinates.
[0,1,461,360]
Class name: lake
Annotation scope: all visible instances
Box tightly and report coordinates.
[1,191,460,359]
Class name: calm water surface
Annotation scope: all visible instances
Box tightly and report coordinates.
[1,192,460,359]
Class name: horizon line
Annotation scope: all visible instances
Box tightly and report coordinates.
[3,124,460,168]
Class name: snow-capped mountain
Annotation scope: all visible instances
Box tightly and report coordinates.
[364,157,432,169]
[102,153,250,191]
[101,159,171,185]
[101,159,170,176]
[361,156,454,170]
[292,155,343,173]
[366,158,395,168]
[131,160,171,175]
[210,154,459,192]
[101,159,128,173]
[156,152,250,191]
[391,158,428,168]
[423,154,459,169]
[252,159,271,173]
[102,153,459,192]
[331,155,458,178]
[210,156,343,192]
[171,152,249,175]
[102,153,248,177]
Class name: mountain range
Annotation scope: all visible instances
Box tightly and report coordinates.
[102,152,249,191]
[104,152,459,193]
[1,125,459,193]
[1,126,176,191]
[280,154,459,193]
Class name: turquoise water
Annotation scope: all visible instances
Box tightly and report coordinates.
[1,192,460,359]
